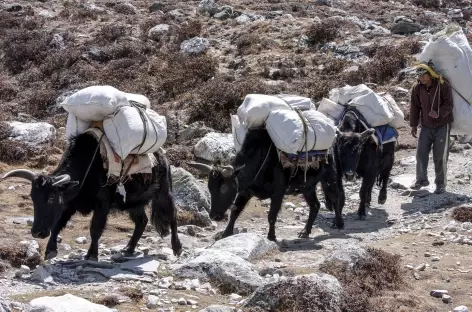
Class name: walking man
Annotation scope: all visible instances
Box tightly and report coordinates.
[410,61,454,194]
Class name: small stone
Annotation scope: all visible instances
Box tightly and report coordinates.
[149,2,165,12]
[432,241,444,246]
[453,306,470,312]
[75,237,88,244]
[187,299,198,305]
[228,293,242,304]
[431,256,441,262]
[430,290,448,298]
[178,298,187,305]
[31,266,54,284]
[442,294,453,303]
[147,295,160,309]
[404,265,415,270]
[414,272,420,280]
[415,263,427,271]
[424,252,432,257]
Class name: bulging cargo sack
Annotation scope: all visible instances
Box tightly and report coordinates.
[266,109,336,154]
[329,84,395,127]
[60,85,130,121]
[381,93,405,128]
[237,94,290,129]
[420,25,472,135]
[274,94,315,111]
[317,98,345,123]
[231,115,247,152]
[65,114,91,139]
[104,106,167,159]
[125,93,151,109]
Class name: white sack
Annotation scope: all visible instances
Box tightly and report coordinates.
[125,93,151,109]
[65,114,91,139]
[266,109,336,154]
[60,85,130,121]
[381,93,405,128]
[237,94,290,129]
[329,84,395,127]
[420,26,472,135]
[317,98,345,123]
[274,94,315,111]
[104,107,167,159]
[231,115,247,152]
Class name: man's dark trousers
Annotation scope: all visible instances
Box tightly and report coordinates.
[416,123,451,187]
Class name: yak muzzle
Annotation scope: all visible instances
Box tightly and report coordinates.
[31,229,50,239]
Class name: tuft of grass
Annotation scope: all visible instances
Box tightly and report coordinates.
[93,295,120,307]
[119,287,143,302]
[306,19,341,45]
[452,206,472,222]
[0,243,42,269]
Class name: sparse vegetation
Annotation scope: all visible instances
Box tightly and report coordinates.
[0,243,42,268]
[119,287,143,302]
[452,206,472,222]
[307,19,341,45]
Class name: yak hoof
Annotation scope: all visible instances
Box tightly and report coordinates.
[84,254,98,262]
[267,234,277,242]
[332,220,345,230]
[45,250,58,260]
[298,230,310,239]
[120,249,135,257]
[378,195,387,205]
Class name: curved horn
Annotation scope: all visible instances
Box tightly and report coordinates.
[1,169,37,182]
[219,165,234,177]
[187,162,213,174]
[52,174,71,187]
[360,128,375,141]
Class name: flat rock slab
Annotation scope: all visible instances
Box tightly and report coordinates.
[199,305,235,312]
[119,258,160,275]
[30,294,112,312]
[81,267,152,282]
[210,233,278,261]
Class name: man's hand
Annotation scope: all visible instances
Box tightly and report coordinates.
[411,126,418,138]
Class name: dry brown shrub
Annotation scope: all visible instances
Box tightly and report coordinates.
[452,206,472,222]
[96,24,129,43]
[235,34,271,56]
[1,29,52,74]
[323,58,349,74]
[165,145,193,169]
[175,20,203,43]
[119,287,143,302]
[92,295,120,307]
[307,19,341,45]
[320,247,405,312]
[0,243,42,268]
[23,87,58,118]
[0,260,10,273]
[176,210,210,227]
[188,77,269,131]
[0,80,18,102]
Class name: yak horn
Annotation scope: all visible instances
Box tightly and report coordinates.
[187,162,213,174]
[1,169,37,182]
[219,165,234,177]
[52,174,71,187]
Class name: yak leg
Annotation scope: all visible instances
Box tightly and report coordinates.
[122,205,148,257]
[45,206,76,260]
[378,143,395,205]
[358,175,376,220]
[298,190,321,239]
[267,193,284,242]
[85,203,110,261]
[321,161,345,230]
[221,191,252,239]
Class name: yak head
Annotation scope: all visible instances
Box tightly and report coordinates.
[1,169,78,239]
[335,128,375,182]
[187,162,244,221]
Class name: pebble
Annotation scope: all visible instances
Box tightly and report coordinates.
[453,306,470,312]
[187,299,198,305]
[442,294,453,303]
[75,237,88,244]
[431,290,448,298]
[415,263,426,271]
[424,252,432,257]
[431,256,441,262]
[178,298,187,305]
[147,295,160,309]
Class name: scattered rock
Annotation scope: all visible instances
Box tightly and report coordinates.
[148,24,170,41]
[178,122,214,144]
[50,34,65,49]
[442,294,453,303]
[453,306,470,312]
[199,306,234,312]
[194,132,235,163]
[75,237,88,244]
[31,266,54,284]
[149,2,165,12]
[114,2,137,15]
[198,0,218,16]
[171,166,212,226]
[120,258,160,275]
[210,233,278,261]
[325,243,367,267]
[180,37,210,55]
[430,290,448,298]
[147,295,160,309]
[178,298,187,305]
[173,250,264,295]
[391,19,422,35]
[7,121,56,146]
[30,294,113,311]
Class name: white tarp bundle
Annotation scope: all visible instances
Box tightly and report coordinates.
[237,94,314,129]
[317,98,344,123]
[380,93,405,128]
[419,25,472,135]
[63,86,167,160]
[266,109,336,154]
[104,107,167,159]
[231,115,247,152]
[328,84,395,127]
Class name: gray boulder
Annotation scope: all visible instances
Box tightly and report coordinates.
[391,20,422,35]
[149,2,165,12]
[29,294,112,312]
[180,37,210,55]
[325,243,367,268]
[198,0,218,16]
[199,306,235,312]
[177,122,214,144]
[148,24,170,41]
[173,250,264,295]
[210,233,278,261]
[194,132,235,164]
[7,122,56,146]
[171,166,212,226]
[244,273,342,311]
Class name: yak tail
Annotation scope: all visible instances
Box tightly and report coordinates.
[150,162,174,238]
